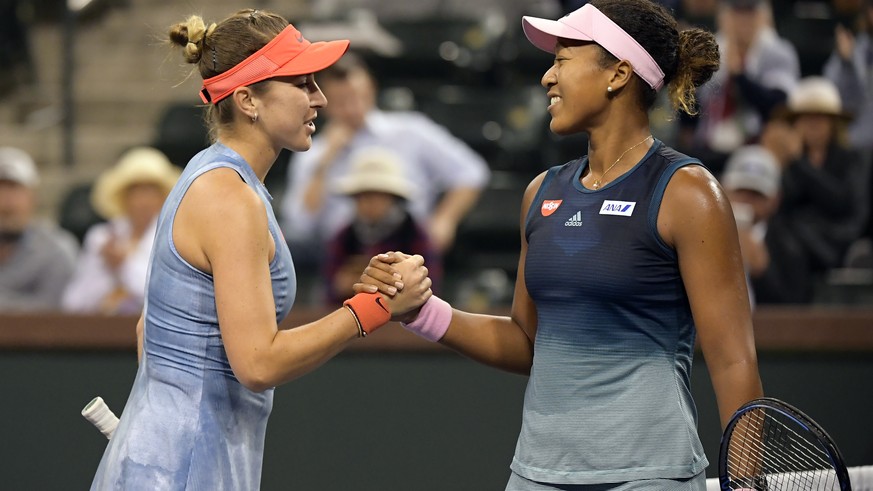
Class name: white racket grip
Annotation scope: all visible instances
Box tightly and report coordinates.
[82,396,120,440]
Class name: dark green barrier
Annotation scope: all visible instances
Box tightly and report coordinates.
[1,350,872,490]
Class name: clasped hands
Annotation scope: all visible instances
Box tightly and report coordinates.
[354,251,432,323]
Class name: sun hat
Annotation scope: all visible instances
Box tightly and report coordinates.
[91,147,180,219]
[0,147,39,188]
[787,77,851,119]
[334,148,414,199]
[721,145,781,198]
[200,24,350,104]
[521,3,665,91]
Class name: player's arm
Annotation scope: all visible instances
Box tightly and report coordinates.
[136,313,144,364]
[436,173,543,374]
[179,169,429,392]
[428,186,482,252]
[660,166,764,428]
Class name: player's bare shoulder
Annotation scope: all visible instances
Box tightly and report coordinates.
[659,164,732,248]
[174,167,269,272]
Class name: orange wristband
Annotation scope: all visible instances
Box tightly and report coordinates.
[343,292,391,335]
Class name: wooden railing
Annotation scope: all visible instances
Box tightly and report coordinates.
[2,306,872,352]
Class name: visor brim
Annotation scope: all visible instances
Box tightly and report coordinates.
[272,39,350,78]
[522,16,593,53]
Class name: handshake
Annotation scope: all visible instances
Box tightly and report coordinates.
[346,251,452,342]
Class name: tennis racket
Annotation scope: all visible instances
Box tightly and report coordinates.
[719,397,852,490]
[81,396,120,440]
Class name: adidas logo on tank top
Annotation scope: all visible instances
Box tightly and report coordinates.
[564,211,583,227]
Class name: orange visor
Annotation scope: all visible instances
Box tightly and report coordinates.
[199,24,350,104]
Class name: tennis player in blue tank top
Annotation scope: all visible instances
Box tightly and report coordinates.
[358,1,764,489]
[90,9,432,490]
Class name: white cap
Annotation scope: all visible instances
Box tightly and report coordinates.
[0,147,39,187]
[722,145,781,198]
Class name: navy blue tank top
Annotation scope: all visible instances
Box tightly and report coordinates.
[511,140,709,484]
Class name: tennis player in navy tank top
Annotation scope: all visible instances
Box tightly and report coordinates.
[357,1,764,489]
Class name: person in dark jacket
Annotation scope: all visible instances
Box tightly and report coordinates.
[325,147,441,304]
[776,77,869,276]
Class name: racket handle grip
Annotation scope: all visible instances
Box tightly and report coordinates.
[82,396,119,440]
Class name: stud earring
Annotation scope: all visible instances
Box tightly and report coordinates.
[607,86,613,93]
[251,113,258,123]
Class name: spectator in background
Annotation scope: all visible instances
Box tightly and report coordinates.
[61,147,179,314]
[682,0,799,174]
[0,0,34,96]
[325,147,440,304]
[776,76,868,276]
[722,145,812,304]
[0,147,77,311]
[676,0,719,32]
[825,0,873,244]
[309,0,560,25]
[825,0,873,152]
[280,53,489,269]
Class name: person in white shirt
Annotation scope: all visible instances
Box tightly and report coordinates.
[824,1,873,151]
[62,147,179,314]
[279,53,490,267]
[683,0,800,173]
[0,147,78,311]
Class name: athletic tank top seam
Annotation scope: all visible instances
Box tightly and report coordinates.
[524,166,562,236]
[167,163,282,277]
[647,158,703,258]
[208,145,283,270]
[673,364,704,468]
[167,163,239,278]
[511,456,704,479]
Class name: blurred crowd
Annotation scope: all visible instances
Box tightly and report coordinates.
[1,0,872,314]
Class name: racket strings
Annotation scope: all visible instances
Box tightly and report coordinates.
[725,408,839,490]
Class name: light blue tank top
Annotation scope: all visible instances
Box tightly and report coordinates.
[91,143,296,490]
[512,140,708,485]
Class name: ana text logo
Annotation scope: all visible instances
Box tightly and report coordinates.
[599,200,636,217]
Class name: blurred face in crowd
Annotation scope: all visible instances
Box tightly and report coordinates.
[0,179,35,237]
[122,182,167,231]
[721,5,765,49]
[320,69,376,130]
[682,0,718,17]
[793,113,835,150]
[353,191,400,224]
[727,188,778,225]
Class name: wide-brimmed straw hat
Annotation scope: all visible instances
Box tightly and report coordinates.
[91,147,180,219]
[787,77,852,119]
[334,147,414,199]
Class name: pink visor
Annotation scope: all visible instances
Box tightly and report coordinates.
[522,4,665,91]
[200,24,350,104]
